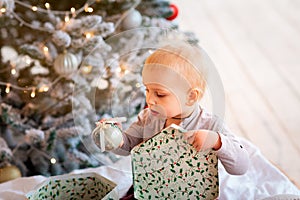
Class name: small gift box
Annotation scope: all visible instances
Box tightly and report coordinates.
[26,172,118,200]
[131,124,219,199]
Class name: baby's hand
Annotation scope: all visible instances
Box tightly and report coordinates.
[184,130,221,151]
[93,117,126,151]
[97,117,126,130]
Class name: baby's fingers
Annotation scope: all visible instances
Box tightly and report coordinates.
[183,131,195,144]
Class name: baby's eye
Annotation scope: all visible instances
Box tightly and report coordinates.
[156,93,167,98]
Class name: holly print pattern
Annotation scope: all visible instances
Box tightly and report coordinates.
[131,124,219,199]
[26,172,118,200]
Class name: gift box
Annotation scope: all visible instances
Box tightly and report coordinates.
[26,172,118,200]
[131,124,219,199]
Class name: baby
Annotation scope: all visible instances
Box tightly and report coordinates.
[110,42,249,176]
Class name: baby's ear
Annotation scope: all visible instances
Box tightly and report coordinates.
[186,88,203,106]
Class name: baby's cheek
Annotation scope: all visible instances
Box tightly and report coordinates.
[153,105,167,118]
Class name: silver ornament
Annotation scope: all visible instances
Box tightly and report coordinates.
[53,52,79,76]
[122,9,142,30]
[92,122,123,152]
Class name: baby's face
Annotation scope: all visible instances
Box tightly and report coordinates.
[144,83,190,119]
[142,63,195,119]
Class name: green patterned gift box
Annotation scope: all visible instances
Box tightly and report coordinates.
[131,124,219,200]
[26,172,118,200]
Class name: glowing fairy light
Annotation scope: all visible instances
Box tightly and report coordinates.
[65,14,70,22]
[84,5,93,13]
[85,32,93,39]
[5,84,10,93]
[116,67,122,73]
[136,83,141,88]
[86,7,93,12]
[70,7,76,14]
[45,3,50,9]
[30,88,36,98]
[39,85,49,92]
[11,68,16,75]
[81,65,93,74]
[43,46,49,52]
[50,158,57,164]
[32,6,38,12]
[0,8,6,13]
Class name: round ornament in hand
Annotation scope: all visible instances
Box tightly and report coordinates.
[54,52,79,76]
[122,9,142,30]
[92,122,123,152]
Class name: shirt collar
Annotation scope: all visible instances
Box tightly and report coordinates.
[180,104,201,128]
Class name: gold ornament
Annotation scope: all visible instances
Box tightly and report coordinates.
[0,165,22,183]
[53,52,79,76]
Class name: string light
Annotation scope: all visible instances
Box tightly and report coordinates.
[50,158,57,164]
[45,3,50,9]
[43,46,49,52]
[5,84,10,94]
[81,65,93,74]
[31,6,38,11]
[84,4,93,13]
[11,68,17,75]
[15,0,97,15]
[135,83,142,88]
[30,88,36,98]
[70,7,76,14]
[12,0,140,33]
[43,45,50,60]
[85,32,93,39]
[86,7,93,13]
[0,8,6,13]
[116,67,122,73]
[0,76,62,95]
[38,85,49,92]
[64,14,70,22]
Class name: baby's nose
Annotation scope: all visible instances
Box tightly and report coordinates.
[146,93,156,105]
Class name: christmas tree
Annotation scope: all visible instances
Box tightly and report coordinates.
[0,0,197,177]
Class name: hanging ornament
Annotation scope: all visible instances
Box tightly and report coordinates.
[166,4,179,21]
[122,9,142,30]
[0,165,22,183]
[53,52,79,76]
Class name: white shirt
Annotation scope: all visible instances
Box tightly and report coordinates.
[113,104,249,175]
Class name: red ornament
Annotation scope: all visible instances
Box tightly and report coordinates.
[166,4,179,21]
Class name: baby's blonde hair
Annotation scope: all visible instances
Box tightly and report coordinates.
[145,42,210,93]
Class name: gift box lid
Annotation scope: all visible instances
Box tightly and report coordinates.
[26,172,118,200]
[131,124,219,199]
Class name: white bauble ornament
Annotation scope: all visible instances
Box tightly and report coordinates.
[92,122,123,152]
[54,52,79,76]
[122,9,142,30]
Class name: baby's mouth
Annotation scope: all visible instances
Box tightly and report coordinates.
[150,109,160,116]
